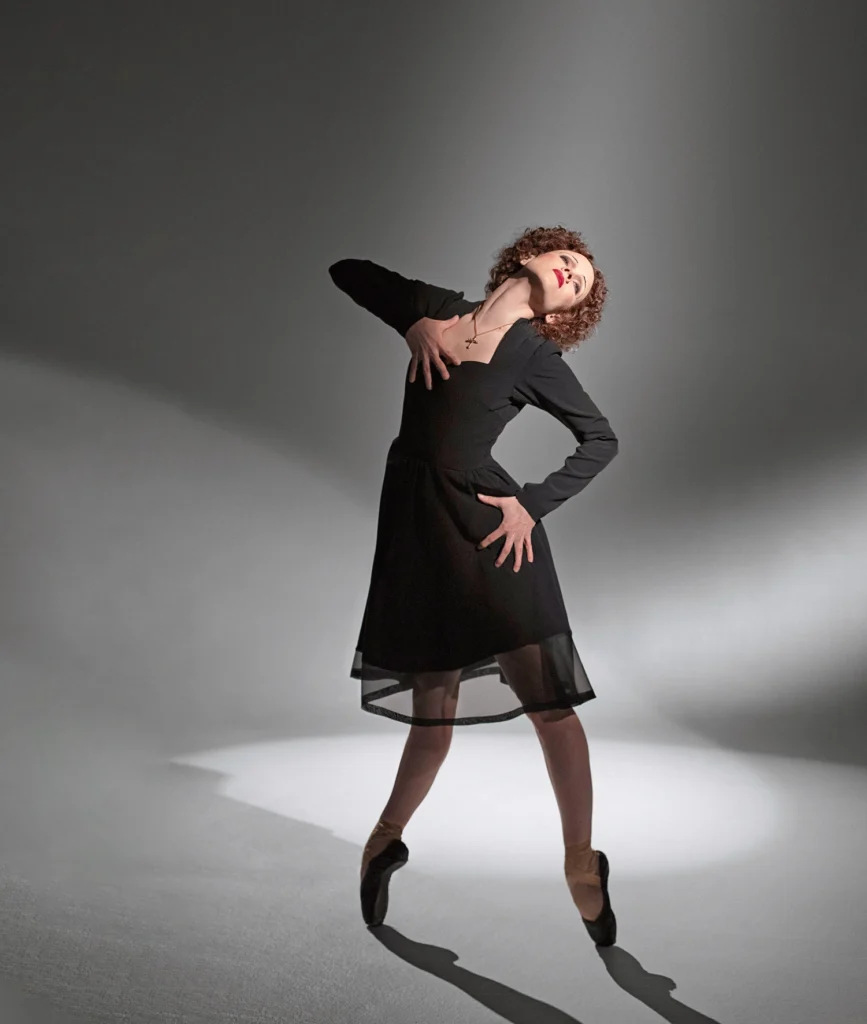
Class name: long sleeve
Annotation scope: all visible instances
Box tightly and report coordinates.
[512,342,619,522]
[328,258,464,337]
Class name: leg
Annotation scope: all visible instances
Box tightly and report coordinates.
[379,668,460,825]
[497,644,604,921]
[361,668,461,876]
[532,710,594,848]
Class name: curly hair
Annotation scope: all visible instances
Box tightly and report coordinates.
[484,224,608,352]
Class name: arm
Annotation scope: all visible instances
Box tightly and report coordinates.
[328,258,464,337]
[512,343,619,522]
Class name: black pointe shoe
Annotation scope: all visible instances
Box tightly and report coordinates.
[360,838,409,927]
[581,849,617,947]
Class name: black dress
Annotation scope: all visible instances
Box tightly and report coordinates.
[329,258,619,727]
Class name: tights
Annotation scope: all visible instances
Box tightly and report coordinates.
[362,644,604,921]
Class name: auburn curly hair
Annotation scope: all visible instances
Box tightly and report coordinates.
[484,225,607,352]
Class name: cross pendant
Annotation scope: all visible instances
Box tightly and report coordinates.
[464,337,478,351]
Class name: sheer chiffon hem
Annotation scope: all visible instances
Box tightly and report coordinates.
[350,629,597,726]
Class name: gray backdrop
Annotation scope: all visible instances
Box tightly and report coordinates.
[1,0,866,757]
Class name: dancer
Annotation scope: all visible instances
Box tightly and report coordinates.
[328,225,619,945]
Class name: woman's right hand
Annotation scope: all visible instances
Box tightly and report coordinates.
[405,315,462,390]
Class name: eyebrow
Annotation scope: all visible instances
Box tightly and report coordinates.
[562,253,586,295]
[563,252,589,296]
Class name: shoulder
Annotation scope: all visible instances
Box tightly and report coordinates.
[419,283,471,319]
[513,333,586,401]
[328,258,469,320]
[515,331,563,371]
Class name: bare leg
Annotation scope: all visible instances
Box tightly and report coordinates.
[497,644,604,921]
[361,668,460,876]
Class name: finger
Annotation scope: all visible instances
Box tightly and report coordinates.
[526,536,534,563]
[431,352,450,380]
[494,537,514,568]
[408,354,417,383]
[441,316,460,364]
[512,542,522,572]
[494,539,512,568]
[477,527,503,550]
[423,356,432,390]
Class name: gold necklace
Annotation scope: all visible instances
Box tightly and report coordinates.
[462,304,520,351]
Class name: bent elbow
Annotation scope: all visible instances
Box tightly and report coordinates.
[328,259,356,288]
[591,432,619,465]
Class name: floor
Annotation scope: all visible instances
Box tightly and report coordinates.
[1,354,866,1023]
[0,700,865,1024]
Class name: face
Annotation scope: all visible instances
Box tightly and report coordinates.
[518,250,595,322]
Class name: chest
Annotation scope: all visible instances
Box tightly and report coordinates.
[439,314,513,366]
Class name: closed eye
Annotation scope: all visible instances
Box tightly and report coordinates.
[561,254,582,294]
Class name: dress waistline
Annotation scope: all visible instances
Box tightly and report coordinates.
[387,437,494,472]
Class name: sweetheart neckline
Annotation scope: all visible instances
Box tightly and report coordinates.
[440,315,530,370]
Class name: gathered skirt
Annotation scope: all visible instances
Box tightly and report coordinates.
[350,444,596,726]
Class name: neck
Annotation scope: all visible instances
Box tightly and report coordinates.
[476,274,536,328]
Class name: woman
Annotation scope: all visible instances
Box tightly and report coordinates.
[328,224,619,945]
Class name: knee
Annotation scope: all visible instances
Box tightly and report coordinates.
[528,706,576,728]
[409,722,454,749]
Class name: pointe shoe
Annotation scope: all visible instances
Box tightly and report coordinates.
[564,841,617,947]
[360,819,408,928]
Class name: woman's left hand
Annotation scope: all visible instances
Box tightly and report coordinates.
[476,494,536,572]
